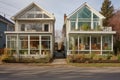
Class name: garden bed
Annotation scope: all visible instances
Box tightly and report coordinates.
[0,53,52,63]
[67,54,120,63]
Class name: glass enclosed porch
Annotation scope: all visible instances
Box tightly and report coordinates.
[68,34,113,55]
[6,34,52,58]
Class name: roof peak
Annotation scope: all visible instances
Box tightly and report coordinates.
[67,2,105,19]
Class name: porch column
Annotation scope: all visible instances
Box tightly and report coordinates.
[6,35,7,48]
[67,34,69,55]
[90,35,91,54]
[16,34,19,58]
[28,35,30,56]
[78,36,79,54]
[39,35,41,55]
[100,35,103,55]
[112,35,113,51]
[50,35,53,55]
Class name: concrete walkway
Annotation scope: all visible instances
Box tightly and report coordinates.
[52,59,67,64]
[54,51,65,58]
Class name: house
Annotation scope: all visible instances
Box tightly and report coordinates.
[62,2,116,55]
[5,2,55,58]
[0,15,14,48]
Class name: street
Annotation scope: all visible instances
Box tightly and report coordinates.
[0,64,120,80]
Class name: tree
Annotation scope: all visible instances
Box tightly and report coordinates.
[109,10,120,41]
[109,10,120,54]
[100,0,114,26]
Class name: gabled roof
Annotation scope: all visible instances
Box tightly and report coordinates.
[67,2,105,19]
[11,2,55,20]
[0,15,14,25]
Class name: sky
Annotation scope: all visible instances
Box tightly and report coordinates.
[0,0,120,30]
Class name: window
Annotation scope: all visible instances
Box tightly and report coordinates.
[21,24,25,31]
[27,14,34,18]
[30,36,39,55]
[44,14,49,18]
[44,24,49,31]
[36,24,42,31]
[19,36,28,49]
[41,36,51,55]
[91,36,101,50]
[102,35,112,50]
[7,36,17,49]
[71,22,76,31]
[36,14,42,18]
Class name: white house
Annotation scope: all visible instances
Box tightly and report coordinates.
[5,2,55,58]
[62,2,116,55]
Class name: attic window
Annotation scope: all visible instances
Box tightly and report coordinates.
[44,14,49,18]
[27,14,34,18]
[36,14,42,18]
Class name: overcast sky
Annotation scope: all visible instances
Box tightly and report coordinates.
[0,0,120,30]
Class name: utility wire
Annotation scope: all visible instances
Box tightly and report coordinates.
[0,1,19,17]
[0,1,20,10]
[0,6,15,13]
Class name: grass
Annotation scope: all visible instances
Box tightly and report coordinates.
[69,63,120,67]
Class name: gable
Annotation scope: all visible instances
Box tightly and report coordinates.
[70,6,92,18]
[12,3,54,20]
[19,5,50,18]
[68,2,105,19]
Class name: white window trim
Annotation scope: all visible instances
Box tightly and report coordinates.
[43,23,50,32]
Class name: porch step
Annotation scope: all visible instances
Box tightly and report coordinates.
[52,59,67,64]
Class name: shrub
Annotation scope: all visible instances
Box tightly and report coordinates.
[117,54,120,61]
[67,53,120,63]
[1,52,52,63]
[110,55,118,61]
[1,52,16,63]
[90,53,96,59]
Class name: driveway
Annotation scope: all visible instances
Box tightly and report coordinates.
[0,64,120,80]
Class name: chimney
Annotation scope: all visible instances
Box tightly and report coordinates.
[64,14,67,22]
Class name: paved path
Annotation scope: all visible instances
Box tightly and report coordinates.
[54,51,65,58]
[52,59,67,64]
[0,64,120,80]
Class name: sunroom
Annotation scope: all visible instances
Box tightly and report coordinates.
[68,33,114,55]
[6,34,52,58]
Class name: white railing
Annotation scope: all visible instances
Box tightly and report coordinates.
[102,27,112,31]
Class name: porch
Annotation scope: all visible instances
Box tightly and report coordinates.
[5,32,53,58]
[67,33,115,55]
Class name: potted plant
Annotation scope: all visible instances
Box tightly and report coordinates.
[81,24,90,31]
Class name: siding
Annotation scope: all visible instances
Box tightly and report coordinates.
[0,21,7,48]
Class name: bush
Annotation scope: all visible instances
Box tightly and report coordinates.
[67,54,120,63]
[1,53,52,63]
[1,48,15,62]
[117,54,120,61]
